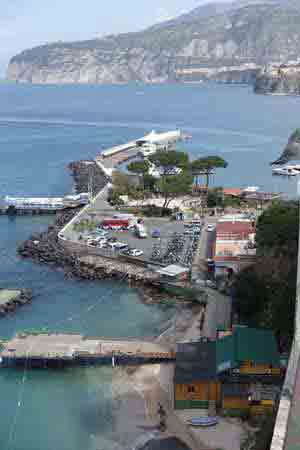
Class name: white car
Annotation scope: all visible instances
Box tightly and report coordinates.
[129,249,144,257]
[108,241,128,250]
[206,224,215,232]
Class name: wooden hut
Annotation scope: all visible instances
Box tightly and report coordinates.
[174,340,221,411]
[174,327,282,414]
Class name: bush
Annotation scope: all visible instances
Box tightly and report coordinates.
[142,205,172,217]
[222,409,250,421]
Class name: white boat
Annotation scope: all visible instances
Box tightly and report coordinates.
[272,165,300,176]
[188,416,219,427]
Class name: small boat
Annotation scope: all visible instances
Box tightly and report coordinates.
[188,416,219,427]
[272,165,300,176]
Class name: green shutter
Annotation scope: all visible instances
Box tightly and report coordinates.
[175,400,209,410]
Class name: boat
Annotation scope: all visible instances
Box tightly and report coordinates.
[272,164,300,176]
[188,416,219,427]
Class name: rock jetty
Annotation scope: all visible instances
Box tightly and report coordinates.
[18,208,80,267]
[18,208,159,285]
[0,289,32,316]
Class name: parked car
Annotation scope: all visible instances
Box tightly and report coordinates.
[128,249,144,257]
[110,225,122,231]
[207,258,215,267]
[108,241,128,250]
[107,237,117,243]
[95,229,108,236]
[135,224,148,239]
[98,241,108,249]
[151,229,161,238]
[206,224,215,232]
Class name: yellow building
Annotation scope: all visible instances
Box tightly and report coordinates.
[174,340,221,410]
[174,327,283,413]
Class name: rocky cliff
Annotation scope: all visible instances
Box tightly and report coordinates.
[7,0,300,84]
[254,70,300,94]
[272,129,300,164]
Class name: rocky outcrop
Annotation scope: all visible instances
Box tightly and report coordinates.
[272,129,300,165]
[0,289,33,317]
[254,70,300,95]
[7,1,300,84]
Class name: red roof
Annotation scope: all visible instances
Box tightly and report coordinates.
[216,221,255,240]
[223,188,242,197]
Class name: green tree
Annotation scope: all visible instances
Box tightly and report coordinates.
[233,201,298,346]
[255,200,299,257]
[207,188,224,208]
[149,150,190,174]
[127,160,150,175]
[112,171,131,194]
[190,156,228,188]
[157,171,193,209]
[127,161,158,192]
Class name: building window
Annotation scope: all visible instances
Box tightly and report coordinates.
[188,385,195,393]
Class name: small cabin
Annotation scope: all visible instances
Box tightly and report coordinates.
[217,327,282,413]
[217,327,282,378]
[174,340,221,410]
[174,327,282,414]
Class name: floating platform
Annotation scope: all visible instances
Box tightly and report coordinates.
[0,333,175,368]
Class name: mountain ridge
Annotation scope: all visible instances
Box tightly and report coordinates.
[7,0,300,84]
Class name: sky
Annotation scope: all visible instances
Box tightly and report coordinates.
[0,0,207,76]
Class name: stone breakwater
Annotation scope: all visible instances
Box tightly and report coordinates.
[17,208,160,285]
[18,208,81,268]
[68,160,109,193]
[0,289,33,317]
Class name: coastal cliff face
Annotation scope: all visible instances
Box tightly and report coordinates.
[272,129,300,164]
[254,70,300,95]
[7,1,300,85]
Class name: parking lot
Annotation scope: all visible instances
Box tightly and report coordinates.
[62,207,202,267]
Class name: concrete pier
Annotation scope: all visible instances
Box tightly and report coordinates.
[0,333,175,368]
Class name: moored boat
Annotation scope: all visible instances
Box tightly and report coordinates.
[188,416,219,427]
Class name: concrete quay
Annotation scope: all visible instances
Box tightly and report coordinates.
[0,333,175,368]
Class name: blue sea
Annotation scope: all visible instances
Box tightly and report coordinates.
[0,82,299,450]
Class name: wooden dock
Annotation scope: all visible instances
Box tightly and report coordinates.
[0,333,175,368]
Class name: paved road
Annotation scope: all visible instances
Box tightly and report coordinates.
[191,217,216,281]
[202,289,232,339]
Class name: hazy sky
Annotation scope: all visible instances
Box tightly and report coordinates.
[0,0,207,76]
